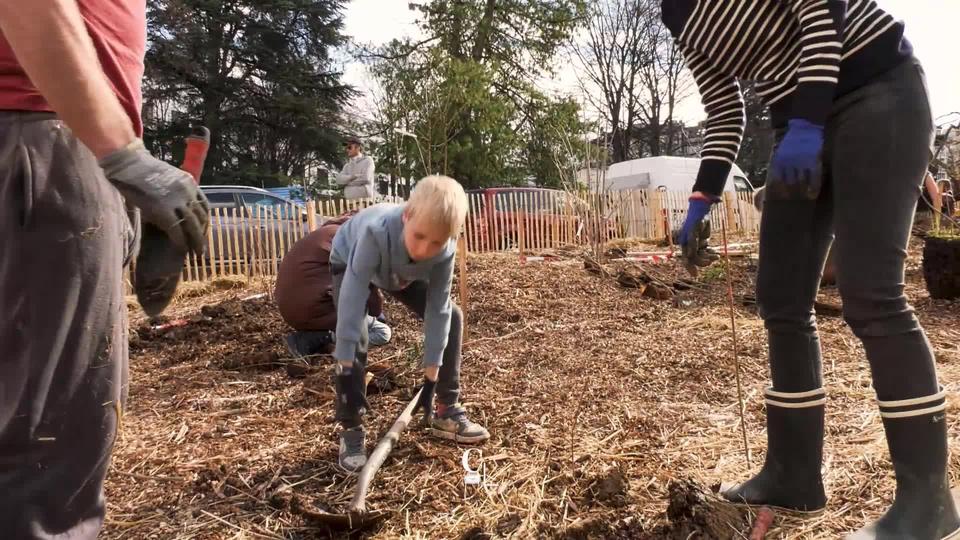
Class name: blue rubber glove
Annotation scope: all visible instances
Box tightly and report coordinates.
[768,119,825,200]
[678,195,720,276]
[678,197,713,247]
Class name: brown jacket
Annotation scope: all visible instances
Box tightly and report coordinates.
[275,212,382,331]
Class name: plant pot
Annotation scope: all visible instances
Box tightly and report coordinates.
[922,234,960,299]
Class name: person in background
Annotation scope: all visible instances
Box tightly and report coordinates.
[276,212,392,358]
[914,170,942,236]
[0,1,209,538]
[336,136,376,200]
[662,0,956,537]
[939,180,956,218]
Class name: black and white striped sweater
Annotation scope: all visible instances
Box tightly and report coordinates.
[661,0,912,196]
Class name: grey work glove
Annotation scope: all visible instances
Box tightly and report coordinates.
[99,139,210,255]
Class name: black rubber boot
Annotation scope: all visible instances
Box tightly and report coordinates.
[847,389,960,540]
[284,331,334,358]
[721,387,827,513]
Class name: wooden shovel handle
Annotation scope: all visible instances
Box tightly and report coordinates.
[348,388,423,513]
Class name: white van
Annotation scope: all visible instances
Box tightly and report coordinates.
[604,156,755,194]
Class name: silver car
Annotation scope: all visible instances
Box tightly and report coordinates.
[199,185,308,274]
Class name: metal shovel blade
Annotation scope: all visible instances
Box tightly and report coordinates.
[296,505,389,530]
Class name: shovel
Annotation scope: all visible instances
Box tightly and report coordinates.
[298,388,423,531]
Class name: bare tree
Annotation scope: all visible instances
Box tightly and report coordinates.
[571,0,694,163]
[634,11,694,157]
[572,0,646,163]
[934,123,960,198]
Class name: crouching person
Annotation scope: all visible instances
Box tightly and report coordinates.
[330,175,490,473]
[275,212,392,357]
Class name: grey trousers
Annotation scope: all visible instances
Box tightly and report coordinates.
[366,315,392,347]
[331,272,464,426]
[0,113,133,539]
[757,58,938,401]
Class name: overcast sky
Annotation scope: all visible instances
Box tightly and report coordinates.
[342,0,960,126]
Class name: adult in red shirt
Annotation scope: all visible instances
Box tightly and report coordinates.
[0,1,209,538]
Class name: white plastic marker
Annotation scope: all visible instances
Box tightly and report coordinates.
[462,448,483,486]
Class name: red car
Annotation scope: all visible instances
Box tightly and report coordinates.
[465,187,613,251]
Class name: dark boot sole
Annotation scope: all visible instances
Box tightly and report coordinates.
[284,336,304,359]
[718,482,826,516]
[845,489,960,540]
[133,223,187,317]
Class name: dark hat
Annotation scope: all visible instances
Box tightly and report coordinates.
[344,135,362,147]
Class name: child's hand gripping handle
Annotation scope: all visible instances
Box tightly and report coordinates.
[412,377,437,426]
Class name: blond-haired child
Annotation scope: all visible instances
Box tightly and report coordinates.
[328,175,490,472]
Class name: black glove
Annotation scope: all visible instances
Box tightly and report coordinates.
[335,363,369,416]
[412,378,437,425]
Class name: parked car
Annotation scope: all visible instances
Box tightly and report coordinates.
[199,185,308,271]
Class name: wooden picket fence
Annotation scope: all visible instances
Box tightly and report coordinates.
[180,189,760,282]
[459,189,760,254]
[180,197,403,282]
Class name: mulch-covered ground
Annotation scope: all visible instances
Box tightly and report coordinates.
[103,238,960,539]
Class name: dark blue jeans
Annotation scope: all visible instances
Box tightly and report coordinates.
[758,57,938,402]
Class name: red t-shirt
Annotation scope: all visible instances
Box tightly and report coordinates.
[0,0,146,135]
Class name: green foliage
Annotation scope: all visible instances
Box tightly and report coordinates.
[700,260,727,282]
[143,0,353,187]
[522,95,592,188]
[366,0,590,189]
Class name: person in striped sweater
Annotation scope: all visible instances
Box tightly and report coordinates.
[661,1,955,538]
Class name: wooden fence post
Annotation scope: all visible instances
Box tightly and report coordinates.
[230,207,241,276]
[723,191,737,235]
[457,233,468,312]
[650,189,660,240]
[518,208,526,261]
[652,189,665,241]
[206,209,217,279]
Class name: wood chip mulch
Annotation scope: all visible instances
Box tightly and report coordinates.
[104,238,960,539]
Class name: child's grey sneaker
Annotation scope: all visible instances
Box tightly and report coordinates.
[338,427,367,473]
[430,412,490,444]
